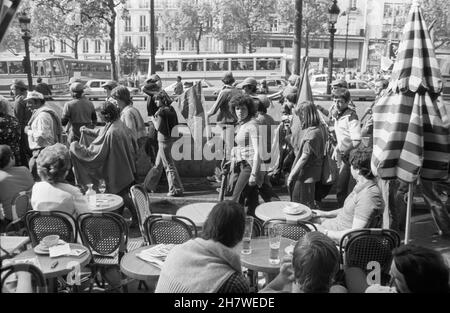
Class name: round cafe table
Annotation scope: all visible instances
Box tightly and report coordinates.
[176,202,216,228]
[12,243,91,279]
[90,194,124,212]
[238,237,295,275]
[120,245,162,280]
[255,201,312,223]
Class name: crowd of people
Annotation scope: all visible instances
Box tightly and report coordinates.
[1,67,449,293]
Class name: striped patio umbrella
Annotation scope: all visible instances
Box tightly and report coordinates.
[371,0,450,242]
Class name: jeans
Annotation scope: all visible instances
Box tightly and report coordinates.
[421,178,450,235]
[144,139,183,194]
[336,157,356,208]
[29,148,44,181]
[231,161,259,216]
[258,173,279,202]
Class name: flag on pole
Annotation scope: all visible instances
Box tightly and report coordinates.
[174,81,207,158]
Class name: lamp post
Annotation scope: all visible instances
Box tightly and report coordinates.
[18,12,33,91]
[326,0,340,95]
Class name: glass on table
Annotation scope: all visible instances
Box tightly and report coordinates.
[98,179,106,194]
[241,216,254,255]
[268,223,282,265]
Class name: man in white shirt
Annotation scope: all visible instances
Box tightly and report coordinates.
[24,91,62,180]
[331,89,361,207]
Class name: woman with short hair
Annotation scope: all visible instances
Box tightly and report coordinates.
[230,94,263,216]
[155,201,250,293]
[261,231,346,293]
[31,143,89,218]
[288,101,325,208]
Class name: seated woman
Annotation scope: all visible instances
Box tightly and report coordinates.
[230,94,263,216]
[155,201,250,293]
[312,147,383,243]
[31,143,89,218]
[345,244,450,293]
[261,231,346,293]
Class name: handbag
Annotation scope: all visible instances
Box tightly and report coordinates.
[321,139,338,185]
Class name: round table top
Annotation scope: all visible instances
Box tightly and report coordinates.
[120,245,162,280]
[176,202,217,227]
[90,194,123,212]
[238,237,295,274]
[255,201,312,222]
[12,243,91,279]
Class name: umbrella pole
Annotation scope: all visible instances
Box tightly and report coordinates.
[404,182,415,244]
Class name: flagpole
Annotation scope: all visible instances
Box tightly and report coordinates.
[404,182,414,243]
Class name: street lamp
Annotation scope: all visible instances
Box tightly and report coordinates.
[18,11,33,91]
[327,0,340,95]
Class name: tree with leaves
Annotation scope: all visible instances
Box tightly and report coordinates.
[119,41,139,75]
[212,0,276,53]
[166,1,213,54]
[33,0,107,59]
[421,0,450,49]
[277,0,328,57]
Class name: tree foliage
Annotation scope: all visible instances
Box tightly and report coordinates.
[33,0,107,59]
[421,0,450,49]
[212,0,276,53]
[119,41,139,74]
[166,1,213,54]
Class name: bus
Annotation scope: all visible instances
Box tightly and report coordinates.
[63,58,111,82]
[140,53,291,86]
[436,51,450,101]
[0,56,69,93]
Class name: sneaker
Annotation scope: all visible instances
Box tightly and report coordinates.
[167,191,183,197]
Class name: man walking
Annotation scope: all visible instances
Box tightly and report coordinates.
[11,80,32,167]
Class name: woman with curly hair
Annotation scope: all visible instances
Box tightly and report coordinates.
[31,143,89,218]
[229,94,263,216]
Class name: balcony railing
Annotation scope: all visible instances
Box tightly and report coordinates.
[124,27,132,32]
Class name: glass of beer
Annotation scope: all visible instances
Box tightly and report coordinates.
[241,216,254,254]
[268,224,282,264]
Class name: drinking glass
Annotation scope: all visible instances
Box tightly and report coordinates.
[241,216,254,255]
[268,224,282,264]
[98,179,106,194]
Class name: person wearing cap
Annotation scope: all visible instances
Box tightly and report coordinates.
[101,80,119,100]
[330,89,361,208]
[206,72,241,184]
[24,90,62,180]
[0,145,34,228]
[238,77,272,112]
[61,82,97,143]
[34,77,52,100]
[11,80,32,167]
[143,88,184,197]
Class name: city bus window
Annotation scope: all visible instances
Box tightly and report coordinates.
[51,59,63,75]
[155,61,164,72]
[8,61,25,74]
[206,59,228,71]
[182,59,204,71]
[0,61,8,74]
[168,60,178,71]
[256,58,281,71]
[43,60,53,76]
[231,58,253,71]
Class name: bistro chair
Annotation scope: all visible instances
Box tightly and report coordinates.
[339,228,401,284]
[129,184,152,244]
[252,218,263,238]
[4,190,32,236]
[77,212,130,292]
[1,263,47,293]
[262,219,317,241]
[144,214,197,245]
[25,210,78,247]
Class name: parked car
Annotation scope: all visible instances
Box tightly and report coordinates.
[83,79,140,100]
[164,79,220,99]
[310,74,336,98]
[347,80,376,101]
[257,78,288,94]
